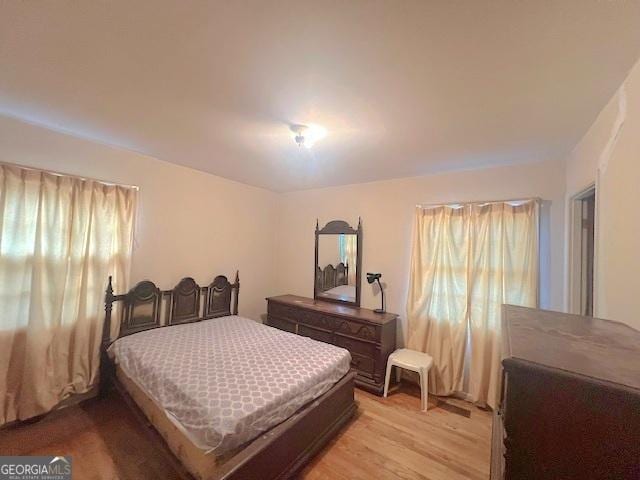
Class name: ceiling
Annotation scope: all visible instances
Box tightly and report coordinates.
[1,1,639,192]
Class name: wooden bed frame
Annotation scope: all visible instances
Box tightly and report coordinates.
[100,272,356,480]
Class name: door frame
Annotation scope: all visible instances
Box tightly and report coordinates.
[567,183,597,315]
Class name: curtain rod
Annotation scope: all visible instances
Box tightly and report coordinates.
[0,160,140,190]
[416,197,541,208]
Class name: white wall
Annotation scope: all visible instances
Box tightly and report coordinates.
[565,58,640,329]
[275,160,566,344]
[0,115,279,321]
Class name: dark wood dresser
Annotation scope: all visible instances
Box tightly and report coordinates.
[492,305,640,480]
[266,295,397,395]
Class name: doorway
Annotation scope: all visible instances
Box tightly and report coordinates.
[569,186,596,316]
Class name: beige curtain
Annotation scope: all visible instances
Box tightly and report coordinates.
[340,234,358,285]
[0,164,136,424]
[467,202,538,407]
[407,206,470,396]
[407,200,538,408]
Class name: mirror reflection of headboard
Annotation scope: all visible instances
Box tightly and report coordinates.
[316,262,349,292]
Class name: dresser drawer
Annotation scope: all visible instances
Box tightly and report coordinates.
[298,324,333,344]
[268,301,296,320]
[334,319,378,342]
[267,315,296,334]
[297,309,334,330]
[350,352,375,377]
[335,334,376,358]
[268,302,334,330]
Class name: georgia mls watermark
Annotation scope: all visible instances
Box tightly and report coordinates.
[0,456,72,480]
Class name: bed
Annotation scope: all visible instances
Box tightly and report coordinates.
[100,273,356,480]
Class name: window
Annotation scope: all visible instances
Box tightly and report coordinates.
[0,164,136,424]
[407,199,539,408]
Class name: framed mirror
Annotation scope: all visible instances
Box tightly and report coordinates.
[314,219,362,306]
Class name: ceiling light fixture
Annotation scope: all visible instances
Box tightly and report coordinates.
[290,124,307,147]
[290,123,327,148]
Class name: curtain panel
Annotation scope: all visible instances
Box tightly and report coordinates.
[407,200,538,408]
[339,234,358,285]
[0,164,136,424]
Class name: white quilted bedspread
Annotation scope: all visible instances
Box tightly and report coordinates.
[108,315,351,455]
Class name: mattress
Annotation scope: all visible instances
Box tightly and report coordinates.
[324,285,356,298]
[108,315,351,457]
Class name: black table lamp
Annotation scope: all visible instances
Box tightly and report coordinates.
[366,273,385,313]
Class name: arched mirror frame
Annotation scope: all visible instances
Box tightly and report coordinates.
[314,218,362,307]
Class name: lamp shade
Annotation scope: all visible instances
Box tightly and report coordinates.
[367,272,381,284]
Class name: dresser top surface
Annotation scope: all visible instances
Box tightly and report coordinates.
[267,295,398,325]
[503,305,640,391]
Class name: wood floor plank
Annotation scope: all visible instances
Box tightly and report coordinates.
[0,384,491,480]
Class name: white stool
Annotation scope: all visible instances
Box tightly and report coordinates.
[383,348,433,412]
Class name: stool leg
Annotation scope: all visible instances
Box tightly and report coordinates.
[419,368,428,412]
[395,365,402,384]
[384,362,393,398]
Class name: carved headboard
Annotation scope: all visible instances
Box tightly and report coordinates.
[101,271,240,347]
[316,263,349,292]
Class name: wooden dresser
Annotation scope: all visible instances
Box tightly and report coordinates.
[266,295,397,395]
[492,305,640,480]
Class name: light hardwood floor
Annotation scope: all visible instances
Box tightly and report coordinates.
[302,384,492,480]
[0,384,492,480]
